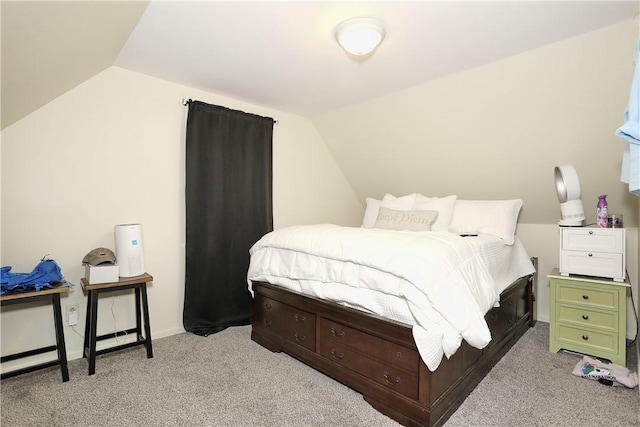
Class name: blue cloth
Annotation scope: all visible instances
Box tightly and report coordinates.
[1,258,71,295]
[616,37,640,196]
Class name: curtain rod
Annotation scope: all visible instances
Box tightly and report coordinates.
[181,98,278,125]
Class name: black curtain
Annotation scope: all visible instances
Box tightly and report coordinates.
[183,100,274,336]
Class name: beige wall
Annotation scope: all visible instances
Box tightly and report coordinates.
[311,20,639,228]
[0,66,362,366]
[311,20,639,334]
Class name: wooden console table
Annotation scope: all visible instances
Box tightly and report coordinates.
[1,283,70,382]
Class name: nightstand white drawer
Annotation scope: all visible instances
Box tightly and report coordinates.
[559,227,625,281]
[561,228,624,253]
[560,251,623,280]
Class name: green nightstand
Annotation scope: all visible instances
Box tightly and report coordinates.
[548,268,629,365]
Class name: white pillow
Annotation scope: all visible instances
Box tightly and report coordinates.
[362,198,382,228]
[374,208,438,232]
[413,194,457,232]
[449,199,523,245]
[381,193,418,209]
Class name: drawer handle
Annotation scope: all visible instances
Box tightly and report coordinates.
[582,314,589,320]
[294,313,306,323]
[330,328,345,339]
[294,333,305,342]
[330,349,344,360]
[582,294,589,300]
[383,372,401,386]
[582,335,589,341]
[588,230,593,235]
[263,302,272,310]
[262,319,272,327]
[396,352,402,359]
[588,253,593,257]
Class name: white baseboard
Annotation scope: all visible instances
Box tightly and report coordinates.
[1,325,188,374]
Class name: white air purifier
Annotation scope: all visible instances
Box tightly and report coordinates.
[114,224,145,277]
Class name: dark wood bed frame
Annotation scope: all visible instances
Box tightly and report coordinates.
[251,258,537,427]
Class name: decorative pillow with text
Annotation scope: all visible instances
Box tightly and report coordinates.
[374,208,438,232]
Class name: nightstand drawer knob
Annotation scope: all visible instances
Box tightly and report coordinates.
[582,294,589,300]
[588,253,593,257]
[588,230,593,235]
[582,314,589,320]
[582,335,589,341]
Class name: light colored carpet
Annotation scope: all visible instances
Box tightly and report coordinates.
[445,322,639,426]
[1,322,637,426]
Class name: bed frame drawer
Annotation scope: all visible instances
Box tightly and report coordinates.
[317,339,419,399]
[485,282,524,344]
[318,317,419,372]
[251,270,535,427]
[254,294,316,351]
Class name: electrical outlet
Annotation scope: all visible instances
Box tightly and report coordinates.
[66,303,79,326]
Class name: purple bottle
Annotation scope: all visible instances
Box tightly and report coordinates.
[597,195,608,228]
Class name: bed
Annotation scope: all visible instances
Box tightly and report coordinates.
[247,195,537,426]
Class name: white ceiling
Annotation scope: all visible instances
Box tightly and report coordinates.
[115,0,640,115]
[2,1,639,129]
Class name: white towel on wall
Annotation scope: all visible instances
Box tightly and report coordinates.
[620,142,639,195]
[616,37,639,196]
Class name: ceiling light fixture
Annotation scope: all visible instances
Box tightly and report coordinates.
[335,17,386,56]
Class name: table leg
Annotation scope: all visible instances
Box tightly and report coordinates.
[83,291,92,359]
[135,287,142,342]
[51,293,69,382]
[140,284,153,358]
[88,290,99,375]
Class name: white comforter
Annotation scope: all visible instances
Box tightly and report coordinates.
[247,224,534,371]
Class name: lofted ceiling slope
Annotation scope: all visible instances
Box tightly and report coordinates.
[1,0,150,129]
[2,1,639,130]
